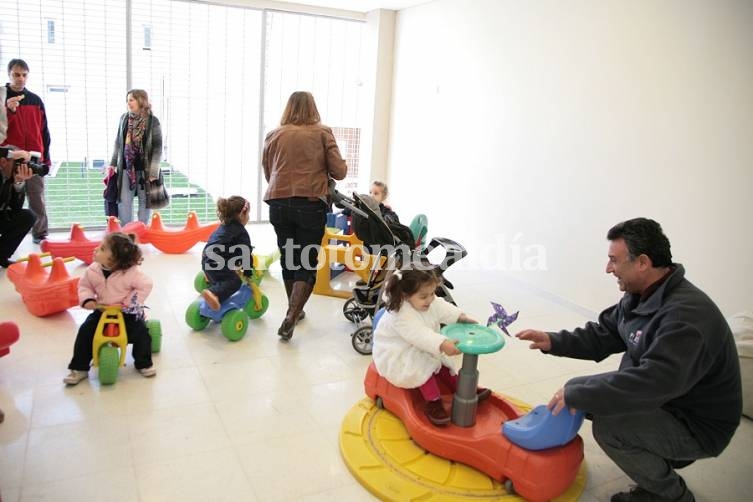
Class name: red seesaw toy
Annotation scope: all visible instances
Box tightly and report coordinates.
[39,218,148,264]
[7,253,80,316]
[144,211,219,254]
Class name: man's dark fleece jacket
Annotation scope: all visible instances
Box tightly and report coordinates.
[3,84,51,165]
[549,264,741,457]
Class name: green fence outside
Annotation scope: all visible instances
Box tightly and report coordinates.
[44,162,216,230]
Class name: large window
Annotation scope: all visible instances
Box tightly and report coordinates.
[0,0,365,228]
[0,0,128,226]
[131,0,264,222]
[262,10,364,219]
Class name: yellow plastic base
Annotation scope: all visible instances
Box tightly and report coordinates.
[340,397,587,501]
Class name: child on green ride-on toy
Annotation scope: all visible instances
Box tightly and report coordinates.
[64,232,155,385]
[200,196,254,311]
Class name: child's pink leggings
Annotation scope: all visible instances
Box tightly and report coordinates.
[418,365,457,401]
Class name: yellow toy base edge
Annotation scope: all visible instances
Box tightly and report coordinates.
[340,397,587,501]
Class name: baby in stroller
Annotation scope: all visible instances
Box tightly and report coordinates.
[330,182,467,354]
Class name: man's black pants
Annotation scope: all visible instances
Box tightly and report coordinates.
[0,208,35,263]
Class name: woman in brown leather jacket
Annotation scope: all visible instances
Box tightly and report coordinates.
[262,91,348,341]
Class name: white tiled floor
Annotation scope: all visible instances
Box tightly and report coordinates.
[1,224,751,501]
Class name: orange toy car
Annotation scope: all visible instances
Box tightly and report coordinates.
[7,253,80,316]
[144,211,219,254]
[364,362,584,502]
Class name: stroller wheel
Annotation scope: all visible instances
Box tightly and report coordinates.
[343,298,368,323]
[351,326,373,355]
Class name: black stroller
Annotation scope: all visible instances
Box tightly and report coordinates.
[330,183,467,355]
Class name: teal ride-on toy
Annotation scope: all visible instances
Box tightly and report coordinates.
[185,270,269,341]
[93,305,162,385]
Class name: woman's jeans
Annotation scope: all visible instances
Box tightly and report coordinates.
[118,174,150,224]
[267,197,327,284]
[593,410,708,499]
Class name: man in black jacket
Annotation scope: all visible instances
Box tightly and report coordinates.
[0,146,35,268]
[517,218,741,502]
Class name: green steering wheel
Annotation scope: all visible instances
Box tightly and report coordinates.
[441,323,505,355]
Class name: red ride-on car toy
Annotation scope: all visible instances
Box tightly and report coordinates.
[93,306,162,385]
[364,322,584,502]
[1,321,21,423]
[0,321,20,358]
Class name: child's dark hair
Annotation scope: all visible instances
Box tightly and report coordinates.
[104,232,143,272]
[216,196,249,224]
[383,266,441,312]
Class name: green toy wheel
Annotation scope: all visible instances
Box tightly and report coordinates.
[98,344,120,385]
[221,308,248,342]
[147,319,162,353]
[193,271,209,294]
[185,300,210,330]
[440,323,505,355]
[244,294,269,319]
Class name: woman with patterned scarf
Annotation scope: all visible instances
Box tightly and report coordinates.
[108,89,163,224]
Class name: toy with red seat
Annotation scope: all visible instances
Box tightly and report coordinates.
[0,321,20,423]
[0,321,20,359]
[363,299,585,501]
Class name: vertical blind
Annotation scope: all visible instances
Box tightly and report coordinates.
[263,10,365,220]
[0,0,365,228]
[131,0,264,221]
[0,0,127,226]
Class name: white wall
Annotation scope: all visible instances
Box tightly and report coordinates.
[387,0,753,316]
[362,10,397,188]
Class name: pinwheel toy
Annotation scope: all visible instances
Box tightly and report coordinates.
[487,301,519,336]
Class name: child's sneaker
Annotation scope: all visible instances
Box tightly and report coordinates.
[63,370,89,385]
[425,399,450,426]
[201,289,220,311]
[138,366,157,378]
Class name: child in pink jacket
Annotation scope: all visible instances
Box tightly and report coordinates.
[63,232,155,385]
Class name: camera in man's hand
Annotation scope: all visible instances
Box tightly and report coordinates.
[14,151,49,177]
